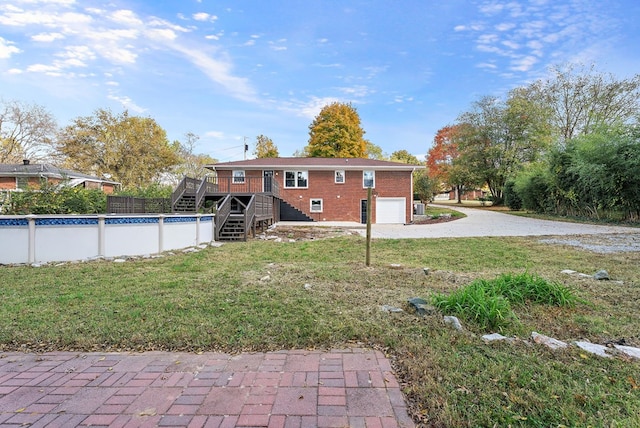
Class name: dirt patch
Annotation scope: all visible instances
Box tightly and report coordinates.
[412,215,461,225]
[255,225,358,241]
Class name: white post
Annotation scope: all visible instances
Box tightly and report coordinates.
[158,215,165,254]
[98,215,106,257]
[26,215,36,264]
[196,214,201,245]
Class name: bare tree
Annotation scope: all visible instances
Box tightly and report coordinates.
[528,64,640,142]
[0,99,57,163]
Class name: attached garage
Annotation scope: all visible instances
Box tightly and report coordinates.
[376,197,406,224]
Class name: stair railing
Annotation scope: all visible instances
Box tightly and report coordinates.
[171,177,201,212]
[244,194,256,241]
[196,175,218,211]
[214,194,232,241]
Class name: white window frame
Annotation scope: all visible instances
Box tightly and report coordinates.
[310,198,323,213]
[363,170,375,188]
[16,177,29,190]
[335,170,345,184]
[232,170,245,184]
[284,170,308,188]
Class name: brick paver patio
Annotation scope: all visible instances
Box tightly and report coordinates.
[0,348,414,427]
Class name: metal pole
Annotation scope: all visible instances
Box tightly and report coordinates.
[366,187,372,266]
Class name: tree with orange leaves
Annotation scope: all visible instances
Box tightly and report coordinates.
[427,125,480,203]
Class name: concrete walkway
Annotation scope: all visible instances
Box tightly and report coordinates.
[0,348,414,428]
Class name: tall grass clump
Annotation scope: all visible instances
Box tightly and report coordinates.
[433,272,577,330]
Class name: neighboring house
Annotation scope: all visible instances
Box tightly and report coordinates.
[208,157,424,224]
[0,161,120,194]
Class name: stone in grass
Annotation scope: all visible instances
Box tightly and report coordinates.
[443,315,464,331]
[593,270,610,280]
[407,297,435,316]
[380,305,404,313]
[614,345,640,360]
[390,263,403,269]
[531,332,568,350]
[303,283,313,290]
[114,259,127,263]
[574,341,611,358]
[482,333,509,342]
[561,269,577,275]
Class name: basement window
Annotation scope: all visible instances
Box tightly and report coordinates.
[310,198,323,213]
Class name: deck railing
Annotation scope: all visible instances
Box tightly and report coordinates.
[196,176,218,209]
[244,195,256,241]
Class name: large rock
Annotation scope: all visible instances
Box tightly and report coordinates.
[443,315,463,331]
[593,270,610,280]
[407,297,435,316]
[531,332,568,350]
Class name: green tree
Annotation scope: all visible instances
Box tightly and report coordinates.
[390,149,420,164]
[0,99,57,163]
[413,171,437,203]
[56,109,181,190]
[307,102,367,157]
[365,141,386,159]
[455,90,551,203]
[254,134,279,158]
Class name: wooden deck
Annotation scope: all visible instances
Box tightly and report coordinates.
[171,176,280,241]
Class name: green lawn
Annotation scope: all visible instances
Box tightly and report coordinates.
[1,234,639,427]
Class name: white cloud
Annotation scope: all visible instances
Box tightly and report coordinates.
[171,44,257,102]
[0,37,21,58]
[295,97,340,119]
[32,32,65,42]
[7,68,23,74]
[476,62,497,69]
[338,85,374,98]
[109,10,143,27]
[193,12,217,22]
[495,23,515,31]
[510,55,538,72]
[204,131,225,139]
[107,93,146,113]
[502,40,520,50]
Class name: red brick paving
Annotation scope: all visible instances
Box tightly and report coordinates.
[0,348,414,427]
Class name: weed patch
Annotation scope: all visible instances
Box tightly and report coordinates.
[433,272,578,330]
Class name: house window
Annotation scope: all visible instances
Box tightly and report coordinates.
[335,170,345,184]
[310,198,323,213]
[285,170,308,188]
[232,170,245,183]
[363,170,375,188]
[16,177,29,190]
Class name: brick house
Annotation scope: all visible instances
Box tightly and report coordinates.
[0,161,120,194]
[208,157,423,224]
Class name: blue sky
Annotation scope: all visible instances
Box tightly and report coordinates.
[1,0,639,162]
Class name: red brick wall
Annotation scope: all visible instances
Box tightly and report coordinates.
[0,177,15,190]
[216,169,412,223]
[216,168,413,223]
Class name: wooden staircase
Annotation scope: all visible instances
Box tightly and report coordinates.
[217,214,246,241]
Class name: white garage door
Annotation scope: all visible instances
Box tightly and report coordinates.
[376,197,406,224]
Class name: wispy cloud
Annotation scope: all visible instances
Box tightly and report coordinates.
[0,2,257,103]
[0,36,21,58]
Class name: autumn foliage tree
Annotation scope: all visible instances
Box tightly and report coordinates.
[426,125,479,203]
[254,134,279,158]
[56,109,181,190]
[0,99,57,163]
[307,102,367,158]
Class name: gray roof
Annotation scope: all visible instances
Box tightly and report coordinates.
[209,157,424,171]
[0,163,120,185]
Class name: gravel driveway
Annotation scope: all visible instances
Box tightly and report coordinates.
[352,206,640,252]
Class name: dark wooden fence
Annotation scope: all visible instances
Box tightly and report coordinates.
[107,196,172,214]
